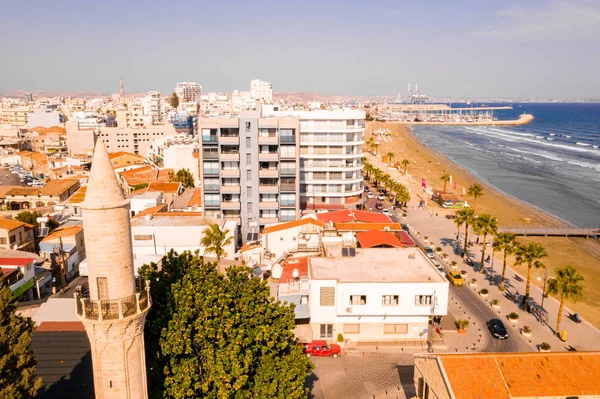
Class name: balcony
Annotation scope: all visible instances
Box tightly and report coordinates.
[203,184,220,192]
[280,200,296,207]
[220,153,239,161]
[221,201,241,210]
[280,168,296,175]
[75,278,151,321]
[202,150,219,160]
[221,169,240,178]
[258,135,278,145]
[202,135,218,143]
[259,169,279,178]
[280,135,296,143]
[258,153,279,162]
[280,152,296,159]
[259,184,279,193]
[203,168,219,176]
[204,200,220,207]
[259,217,279,225]
[221,185,240,194]
[259,201,279,210]
[220,136,239,144]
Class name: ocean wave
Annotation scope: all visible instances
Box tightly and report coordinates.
[566,160,600,172]
[576,142,591,147]
[487,127,536,137]
[546,138,554,141]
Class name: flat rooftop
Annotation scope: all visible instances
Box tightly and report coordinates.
[130,213,223,227]
[310,247,444,283]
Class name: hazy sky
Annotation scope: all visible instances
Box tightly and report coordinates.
[1,0,599,99]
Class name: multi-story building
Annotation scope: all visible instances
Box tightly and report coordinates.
[141,91,162,124]
[250,79,273,102]
[116,105,149,128]
[308,247,448,342]
[199,111,300,241]
[175,82,202,103]
[0,106,32,128]
[261,107,366,210]
[0,218,35,252]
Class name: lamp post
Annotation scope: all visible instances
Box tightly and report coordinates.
[537,267,549,309]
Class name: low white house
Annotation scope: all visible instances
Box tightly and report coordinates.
[308,247,448,342]
[130,213,238,259]
[130,191,164,216]
[262,218,323,260]
[0,256,37,300]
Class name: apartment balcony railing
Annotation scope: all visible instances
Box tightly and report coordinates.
[280,152,296,159]
[280,184,296,192]
[202,151,219,159]
[204,200,220,207]
[221,150,239,155]
[280,215,296,222]
[202,136,218,143]
[280,135,296,143]
[75,278,151,321]
[280,168,296,175]
[280,200,296,207]
[203,169,219,175]
[203,184,220,192]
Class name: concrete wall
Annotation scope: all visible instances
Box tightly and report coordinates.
[413,356,452,399]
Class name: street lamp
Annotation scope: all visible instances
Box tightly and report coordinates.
[537,267,549,309]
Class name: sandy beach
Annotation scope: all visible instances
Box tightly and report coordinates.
[365,121,600,328]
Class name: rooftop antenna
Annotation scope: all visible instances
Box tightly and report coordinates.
[120,77,124,98]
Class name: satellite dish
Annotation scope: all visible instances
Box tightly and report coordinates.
[292,268,299,279]
[271,263,283,279]
[13,244,18,250]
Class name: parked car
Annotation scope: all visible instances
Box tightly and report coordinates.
[424,247,435,259]
[375,202,384,210]
[445,214,457,220]
[487,319,509,340]
[302,340,341,358]
[367,192,374,199]
[382,208,390,216]
[447,271,464,286]
[377,193,385,201]
[364,185,369,192]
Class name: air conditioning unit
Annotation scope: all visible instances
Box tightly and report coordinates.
[384,226,391,231]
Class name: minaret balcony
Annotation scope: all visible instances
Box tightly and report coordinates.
[75,278,151,321]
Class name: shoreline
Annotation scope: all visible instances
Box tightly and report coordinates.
[365,121,600,328]
[392,113,534,126]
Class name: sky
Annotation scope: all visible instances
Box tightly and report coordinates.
[1,0,599,99]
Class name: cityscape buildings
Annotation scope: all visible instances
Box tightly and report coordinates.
[174,81,202,102]
[250,79,273,102]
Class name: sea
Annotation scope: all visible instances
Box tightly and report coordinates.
[411,103,600,226]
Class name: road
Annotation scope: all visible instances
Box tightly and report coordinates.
[364,184,532,353]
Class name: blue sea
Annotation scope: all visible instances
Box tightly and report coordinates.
[411,103,600,226]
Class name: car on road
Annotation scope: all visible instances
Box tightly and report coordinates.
[364,185,369,192]
[401,224,410,233]
[367,192,374,199]
[447,271,464,286]
[381,208,390,216]
[487,319,509,340]
[377,193,385,201]
[302,340,341,358]
[424,246,435,258]
[445,214,457,220]
[375,202,383,210]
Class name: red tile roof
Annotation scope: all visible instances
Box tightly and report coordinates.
[438,352,600,399]
[147,181,181,194]
[187,188,202,207]
[0,257,36,267]
[397,231,415,246]
[316,210,392,224]
[263,218,323,234]
[36,321,85,332]
[280,257,309,281]
[355,231,403,248]
[131,204,168,219]
[334,222,401,232]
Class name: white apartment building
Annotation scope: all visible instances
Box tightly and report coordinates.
[152,134,199,184]
[175,82,202,103]
[308,247,449,342]
[142,91,162,124]
[250,79,273,102]
[130,213,238,258]
[116,105,149,128]
[261,107,366,210]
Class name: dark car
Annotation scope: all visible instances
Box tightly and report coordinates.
[375,202,383,210]
[446,214,457,220]
[401,224,410,233]
[364,185,370,192]
[487,319,508,340]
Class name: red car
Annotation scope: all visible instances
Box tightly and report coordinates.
[302,340,341,358]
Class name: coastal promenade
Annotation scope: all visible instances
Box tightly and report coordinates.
[399,113,534,126]
[366,153,600,353]
[499,225,600,238]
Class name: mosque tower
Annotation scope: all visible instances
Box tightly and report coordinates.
[74,140,150,399]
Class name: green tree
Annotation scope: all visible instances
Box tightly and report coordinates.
[366,138,374,153]
[365,112,374,121]
[0,277,43,398]
[456,208,475,258]
[139,252,312,399]
[467,183,484,212]
[169,92,180,109]
[401,159,410,175]
[547,266,584,335]
[169,168,195,188]
[440,173,450,192]
[364,162,373,181]
[493,233,517,290]
[133,182,149,191]
[515,242,548,308]
[15,211,59,232]
[200,223,234,273]
[473,214,498,273]
[386,151,395,164]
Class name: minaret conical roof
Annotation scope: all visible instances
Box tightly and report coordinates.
[82,140,130,210]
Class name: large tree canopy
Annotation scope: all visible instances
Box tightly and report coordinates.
[0,277,42,398]
[169,168,195,189]
[139,251,312,398]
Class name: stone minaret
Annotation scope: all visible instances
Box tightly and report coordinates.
[120,77,125,98]
[75,140,150,399]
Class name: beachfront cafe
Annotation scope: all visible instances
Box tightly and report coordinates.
[432,192,465,208]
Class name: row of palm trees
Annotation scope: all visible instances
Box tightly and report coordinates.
[454,207,584,335]
[363,161,411,206]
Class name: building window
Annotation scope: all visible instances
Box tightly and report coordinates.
[9,235,15,244]
[245,122,251,132]
[350,295,366,305]
[246,137,251,147]
[343,324,360,334]
[382,295,399,306]
[246,154,252,166]
[320,287,335,306]
[0,238,6,244]
[383,324,408,334]
[415,295,433,306]
[319,324,333,339]
[417,378,431,399]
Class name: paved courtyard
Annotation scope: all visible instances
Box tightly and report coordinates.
[308,353,415,399]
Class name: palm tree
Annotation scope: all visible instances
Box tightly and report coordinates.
[373,142,380,155]
[364,162,373,181]
[467,184,484,212]
[440,173,450,192]
[473,214,498,273]
[386,152,395,165]
[455,208,475,258]
[366,138,374,153]
[547,266,584,335]
[493,233,517,290]
[515,242,548,308]
[401,159,410,175]
[200,223,234,273]
[373,169,383,189]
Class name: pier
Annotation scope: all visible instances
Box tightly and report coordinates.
[498,226,600,238]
